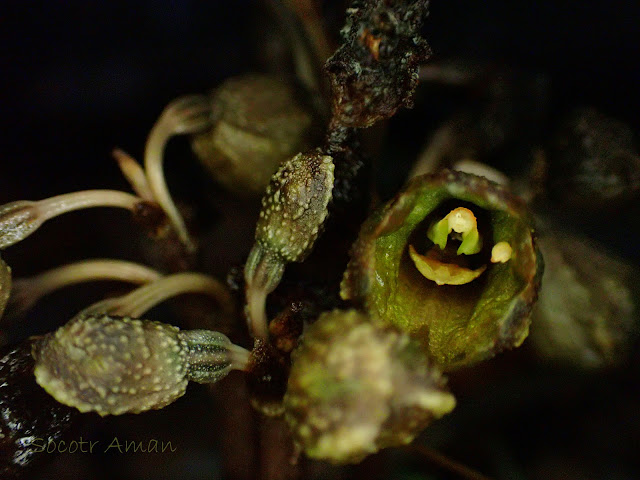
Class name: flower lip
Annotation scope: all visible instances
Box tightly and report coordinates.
[410,201,509,286]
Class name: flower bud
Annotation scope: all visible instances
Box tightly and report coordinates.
[191,74,315,195]
[0,201,40,249]
[256,151,334,263]
[341,170,542,370]
[284,309,455,464]
[529,229,638,368]
[244,151,334,338]
[33,315,248,416]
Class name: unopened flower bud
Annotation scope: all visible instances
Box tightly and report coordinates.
[284,309,455,464]
[191,74,315,195]
[244,151,334,338]
[33,315,249,416]
[0,201,40,249]
[256,151,334,263]
[529,229,638,368]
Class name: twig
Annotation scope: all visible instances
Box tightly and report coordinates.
[407,444,494,480]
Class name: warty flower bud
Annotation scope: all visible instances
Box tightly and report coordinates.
[33,315,249,416]
[244,151,334,338]
[284,309,455,464]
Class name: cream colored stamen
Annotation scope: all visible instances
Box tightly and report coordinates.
[491,242,512,263]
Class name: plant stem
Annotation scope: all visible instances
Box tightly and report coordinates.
[36,190,141,220]
[112,148,155,201]
[10,259,162,316]
[0,190,143,249]
[407,444,494,480]
[84,272,234,319]
[144,95,211,252]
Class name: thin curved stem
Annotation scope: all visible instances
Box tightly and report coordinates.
[144,95,212,252]
[268,0,325,105]
[283,0,332,61]
[35,190,141,220]
[227,343,252,371]
[10,259,162,316]
[246,283,269,340]
[407,444,494,480]
[1,190,142,249]
[410,123,456,178]
[97,272,234,319]
[243,244,285,341]
[112,148,155,201]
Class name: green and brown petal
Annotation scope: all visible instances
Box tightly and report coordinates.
[341,170,542,370]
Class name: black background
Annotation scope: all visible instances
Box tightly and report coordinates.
[1,2,639,479]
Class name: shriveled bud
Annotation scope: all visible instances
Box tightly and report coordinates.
[33,315,249,416]
[244,151,334,338]
[191,74,315,195]
[284,309,455,464]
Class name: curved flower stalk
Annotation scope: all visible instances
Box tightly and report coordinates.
[341,170,542,371]
[7,259,162,319]
[0,190,142,249]
[284,309,455,464]
[144,95,212,252]
[79,271,234,320]
[32,315,250,416]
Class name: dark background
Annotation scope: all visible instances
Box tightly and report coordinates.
[0,2,639,479]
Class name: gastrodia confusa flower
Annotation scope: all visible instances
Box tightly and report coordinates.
[284,309,455,464]
[33,315,249,416]
[341,170,542,370]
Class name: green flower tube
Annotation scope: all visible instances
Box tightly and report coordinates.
[341,170,542,370]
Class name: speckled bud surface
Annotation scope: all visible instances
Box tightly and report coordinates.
[284,309,455,464]
[33,315,189,416]
[0,200,40,249]
[256,151,334,263]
